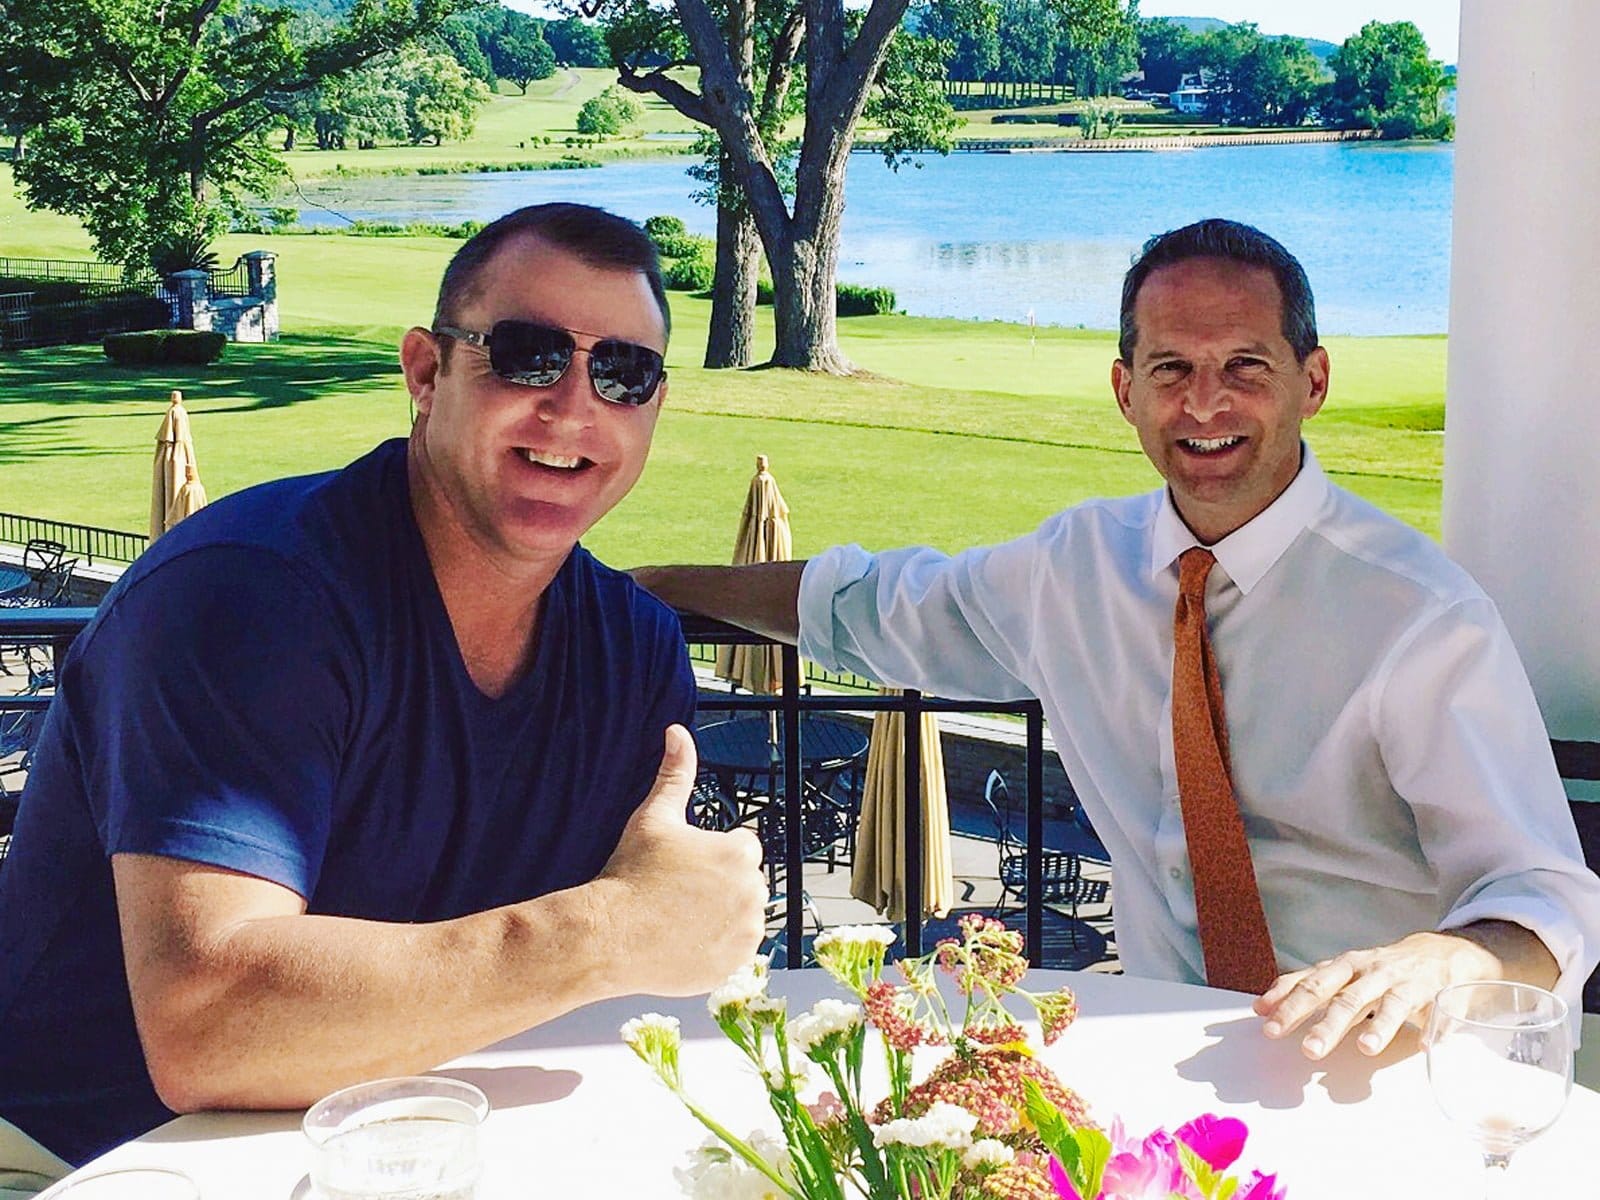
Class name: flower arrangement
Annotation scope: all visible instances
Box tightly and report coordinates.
[622,915,1285,1200]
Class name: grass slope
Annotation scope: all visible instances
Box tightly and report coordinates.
[0,168,1445,563]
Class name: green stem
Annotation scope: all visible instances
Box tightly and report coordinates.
[676,1091,805,1200]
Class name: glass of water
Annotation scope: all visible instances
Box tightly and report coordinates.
[1425,981,1572,1198]
[303,1076,490,1200]
[49,1168,201,1200]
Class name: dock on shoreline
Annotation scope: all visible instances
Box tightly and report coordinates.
[853,128,1381,154]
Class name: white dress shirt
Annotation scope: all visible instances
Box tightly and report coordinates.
[798,449,1600,1003]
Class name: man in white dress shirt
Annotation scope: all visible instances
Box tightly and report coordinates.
[638,218,1600,1059]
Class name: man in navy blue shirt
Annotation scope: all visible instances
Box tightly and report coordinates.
[0,204,767,1180]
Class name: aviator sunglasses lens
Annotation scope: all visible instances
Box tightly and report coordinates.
[489,321,573,386]
[588,341,664,406]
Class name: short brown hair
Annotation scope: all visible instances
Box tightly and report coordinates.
[433,203,671,345]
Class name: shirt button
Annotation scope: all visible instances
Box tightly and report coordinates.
[1169,867,1183,881]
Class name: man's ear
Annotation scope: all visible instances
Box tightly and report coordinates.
[654,374,669,411]
[1111,358,1136,424]
[400,327,442,417]
[1302,346,1331,419]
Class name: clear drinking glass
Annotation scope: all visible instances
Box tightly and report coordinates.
[1425,981,1572,1197]
[303,1076,490,1200]
[47,1168,201,1200]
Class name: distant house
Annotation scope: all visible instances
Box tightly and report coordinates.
[1169,71,1212,116]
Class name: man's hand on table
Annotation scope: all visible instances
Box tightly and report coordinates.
[596,724,768,997]
[1252,921,1559,1060]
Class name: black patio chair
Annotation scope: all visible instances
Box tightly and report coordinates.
[0,539,77,608]
[983,769,1109,923]
[687,772,740,831]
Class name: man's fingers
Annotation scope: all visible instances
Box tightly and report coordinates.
[1255,967,1312,1013]
[1353,988,1418,1056]
[1259,957,1357,1038]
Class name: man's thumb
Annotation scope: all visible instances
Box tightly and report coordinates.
[641,724,697,813]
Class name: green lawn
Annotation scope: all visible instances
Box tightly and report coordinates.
[0,167,1446,564]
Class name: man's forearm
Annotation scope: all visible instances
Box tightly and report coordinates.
[632,562,806,644]
[130,883,625,1112]
[1447,918,1560,989]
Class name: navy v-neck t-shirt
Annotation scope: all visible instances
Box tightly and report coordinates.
[0,439,696,1164]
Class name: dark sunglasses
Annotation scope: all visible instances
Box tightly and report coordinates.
[433,320,666,407]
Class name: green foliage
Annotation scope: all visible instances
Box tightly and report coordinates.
[103,329,227,366]
[836,283,896,317]
[3,0,465,269]
[863,27,961,169]
[1136,17,1199,94]
[399,46,493,145]
[543,17,611,68]
[662,256,714,291]
[151,230,220,280]
[643,215,689,242]
[1077,99,1122,139]
[1199,23,1324,127]
[498,32,556,93]
[575,85,642,137]
[1326,21,1453,140]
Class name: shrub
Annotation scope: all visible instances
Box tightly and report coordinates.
[756,278,775,305]
[835,283,896,317]
[661,256,714,292]
[151,230,219,281]
[103,329,227,366]
[643,215,687,242]
[576,86,643,138]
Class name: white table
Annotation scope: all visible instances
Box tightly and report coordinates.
[76,969,1598,1199]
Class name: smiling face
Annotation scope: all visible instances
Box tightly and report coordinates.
[1111,257,1329,543]
[401,232,667,576]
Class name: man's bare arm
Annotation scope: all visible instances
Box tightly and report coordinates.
[632,562,807,645]
[1252,919,1559,1059]
[116,726,767,1112]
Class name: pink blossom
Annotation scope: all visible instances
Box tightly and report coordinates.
[1174,1113,1248,1171]
[1235,1171,1286,1200]
[805,1091,846,1125]
[1100,1129,1195,1200]
[1048,1155,1083,1200]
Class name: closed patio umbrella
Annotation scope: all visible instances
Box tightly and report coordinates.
[851,689,955,922]
[715,455,796,694]
[167,462,209,528]
[150,390,200,539]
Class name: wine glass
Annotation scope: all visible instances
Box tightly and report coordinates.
[1425,980,1572,1197]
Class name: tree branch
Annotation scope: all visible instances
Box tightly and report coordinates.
[758,5,804,128]
[615,62,710,125]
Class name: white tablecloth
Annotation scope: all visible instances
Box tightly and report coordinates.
[77,969,1597,1199]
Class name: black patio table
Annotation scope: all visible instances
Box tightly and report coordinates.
[694,714,868,810]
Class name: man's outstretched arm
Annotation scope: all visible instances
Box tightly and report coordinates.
[632,561,808,645]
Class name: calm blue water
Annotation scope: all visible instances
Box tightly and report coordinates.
[295,141,1453,334]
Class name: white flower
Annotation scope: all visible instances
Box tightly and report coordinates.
[620,1013,682,1085]
[813,925,896,953]
[708,958,772,1017]
[962,1139,1015,1171]
[872,1102,978,1151]
[674,1132,793,1200]
[786,998,863,1054]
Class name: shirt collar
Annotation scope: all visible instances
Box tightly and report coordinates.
[1150,445,1330,595]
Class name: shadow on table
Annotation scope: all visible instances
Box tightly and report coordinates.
[435,1065,581,1109]
[1174,1014,1422,1109]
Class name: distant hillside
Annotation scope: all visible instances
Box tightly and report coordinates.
[1158,15,1340,63]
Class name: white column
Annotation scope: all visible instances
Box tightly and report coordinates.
[1443,0,1600,741]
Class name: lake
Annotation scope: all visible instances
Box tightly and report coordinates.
[293,141,1454,334]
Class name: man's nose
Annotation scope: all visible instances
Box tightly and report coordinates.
[535,356,595,425]
[1182,366,1233,423]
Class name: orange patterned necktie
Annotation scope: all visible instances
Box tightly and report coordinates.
[1172,547,1278,994]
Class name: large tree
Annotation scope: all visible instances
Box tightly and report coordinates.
[6,0,461,270]
[598,0,1123,372]
[1195,23,1323,127]
[1325,20,1452,140]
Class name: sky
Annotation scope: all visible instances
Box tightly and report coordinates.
[1135,2,1459,63]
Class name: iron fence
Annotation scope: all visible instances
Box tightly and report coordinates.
[0,513,148,566]
[0,257,150,288]
[205,257,251,299]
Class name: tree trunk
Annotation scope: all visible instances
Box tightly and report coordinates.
[769,183,848,372]
[283,125,296,151]
[10,131,22,161]
[704,179,761,368]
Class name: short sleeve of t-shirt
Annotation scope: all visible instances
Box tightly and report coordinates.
[67,543,355,898]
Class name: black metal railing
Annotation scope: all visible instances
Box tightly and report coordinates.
[205,257,252,299]
[0,257,148,288]
[0,513,148,566]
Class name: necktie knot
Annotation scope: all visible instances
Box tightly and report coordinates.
[1178,547,1215,602]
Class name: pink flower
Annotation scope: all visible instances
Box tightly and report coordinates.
[805,1090,846,1125]
[1100,1129,1194,1199]
[1235,1171,1286,1200]
[1174,1113,1248,1171]
[1048,1155,1083,1200]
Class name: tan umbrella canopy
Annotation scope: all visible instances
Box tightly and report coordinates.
[851,689,955,922]
[167,463,209,527]
[715,455,796,694]
[150,390,201,539]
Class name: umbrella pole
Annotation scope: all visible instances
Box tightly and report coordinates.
[903,689,923,955]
